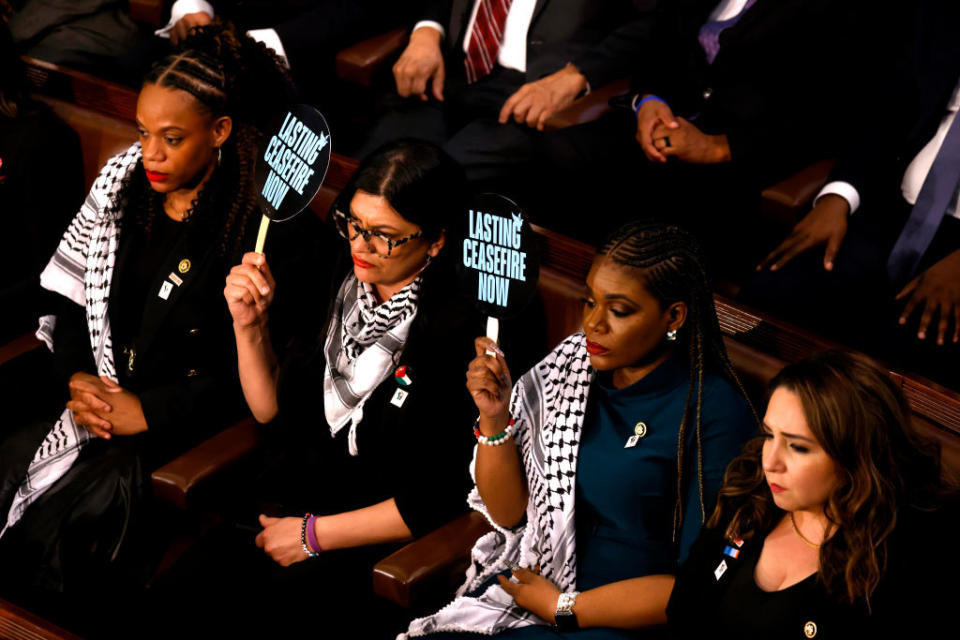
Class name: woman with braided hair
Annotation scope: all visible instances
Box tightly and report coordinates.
[0,21,294,616]
[405,221,757,638]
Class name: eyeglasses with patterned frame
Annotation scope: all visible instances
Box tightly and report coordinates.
[332,208,425,258]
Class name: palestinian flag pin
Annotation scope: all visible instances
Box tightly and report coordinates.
[394,365,413,387]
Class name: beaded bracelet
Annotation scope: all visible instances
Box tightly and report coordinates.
[474,417,516,446]
[301,513,320,558]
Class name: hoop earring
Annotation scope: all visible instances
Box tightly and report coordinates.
[666,329,678,342]
[216,146,222,166]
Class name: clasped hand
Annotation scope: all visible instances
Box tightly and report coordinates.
[635,98,730,164]
[497,566,561,623]
[67,372,147,438]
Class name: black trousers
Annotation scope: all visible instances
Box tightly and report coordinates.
[359,65,541,186]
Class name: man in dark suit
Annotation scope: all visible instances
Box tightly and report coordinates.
[359,0,657,183]
[528,0,865,258]
[140,1,424,106]
[744,1,960,387]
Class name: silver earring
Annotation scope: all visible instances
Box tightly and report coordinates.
[216,147,222,165]
[666,329,678,342]
[424,254,433,265]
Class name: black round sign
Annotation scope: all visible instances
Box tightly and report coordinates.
[458,193,540,319]
[254,104,332,222]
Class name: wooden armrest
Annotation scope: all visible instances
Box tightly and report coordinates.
[760,159,836,227]
[0,598,82,640]
[0,332,43,367]
[542,77,631,132]
[128,0,167,27]
[151,417,263,510]
[335,27,409,87]
[373,511,493,608]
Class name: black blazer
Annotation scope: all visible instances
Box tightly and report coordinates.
[421,0,660,89]
[827,1,960,216]
[51,208,256,468]
[634,0,866,183]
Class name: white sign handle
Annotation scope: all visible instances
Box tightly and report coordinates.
[485,316,500,356]
[254,214,270,254]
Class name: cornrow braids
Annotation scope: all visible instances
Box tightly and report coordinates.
[597,221,759,544]
[112,20,295,258]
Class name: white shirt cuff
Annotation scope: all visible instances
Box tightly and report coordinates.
[816,181,861,215]
[155,0,215,38]
[413,20,445,39]
[247,28,289,68]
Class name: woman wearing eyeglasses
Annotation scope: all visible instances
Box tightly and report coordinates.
[198,139,542,636]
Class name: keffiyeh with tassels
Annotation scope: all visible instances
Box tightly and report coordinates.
[0,144,140,538]
[401,332,595,638]
[323,272,421,456]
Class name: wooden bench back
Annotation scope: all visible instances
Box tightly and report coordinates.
[34,57,960,480]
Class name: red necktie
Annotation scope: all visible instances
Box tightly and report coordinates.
[464,0,515,84]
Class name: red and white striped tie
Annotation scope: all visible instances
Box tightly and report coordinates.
[464,0,514,84]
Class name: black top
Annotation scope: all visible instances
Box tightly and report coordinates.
[269,233,545,536]
[667,504,960,639]
[46,173,283,468]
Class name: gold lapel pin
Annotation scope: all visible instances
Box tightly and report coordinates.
[178,259,191,274]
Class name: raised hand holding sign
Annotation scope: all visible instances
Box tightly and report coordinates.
[253,104,332,252]
[459,194,540,349]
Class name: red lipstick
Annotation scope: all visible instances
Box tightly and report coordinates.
[145,170,168,182]
[769,483,786,494]
[352,255,374,269]
[585,340,609,355]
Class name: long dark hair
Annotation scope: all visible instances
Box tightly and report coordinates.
[108,21,294,257]
[597,221,757,543]
[710,350,944,606]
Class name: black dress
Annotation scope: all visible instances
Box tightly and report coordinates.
[667,505,960,639]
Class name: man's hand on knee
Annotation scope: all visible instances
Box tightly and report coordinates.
[393,26,445,102]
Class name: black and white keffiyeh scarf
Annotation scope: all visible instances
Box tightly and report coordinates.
[323,272,421,456]
[401,332,595,638]
[0,144,140,538]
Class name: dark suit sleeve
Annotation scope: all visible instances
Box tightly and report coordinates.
[572,0,659,90]
[51,296,97,389]
[137,368,243,438]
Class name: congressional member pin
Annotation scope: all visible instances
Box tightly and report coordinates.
[178,259,191,274]
[804,621,817,638]
[624,422,648,448]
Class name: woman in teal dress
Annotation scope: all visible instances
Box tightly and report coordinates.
[402,221,758,638]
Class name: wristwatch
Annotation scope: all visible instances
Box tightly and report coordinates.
[554,591,580,632]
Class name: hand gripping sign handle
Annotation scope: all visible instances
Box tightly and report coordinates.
[254,214,270,254]
[485,316,500,356]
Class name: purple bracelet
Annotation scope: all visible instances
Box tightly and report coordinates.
[306,514,322,554]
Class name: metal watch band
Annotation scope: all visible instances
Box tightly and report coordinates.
[555,591,580,631]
